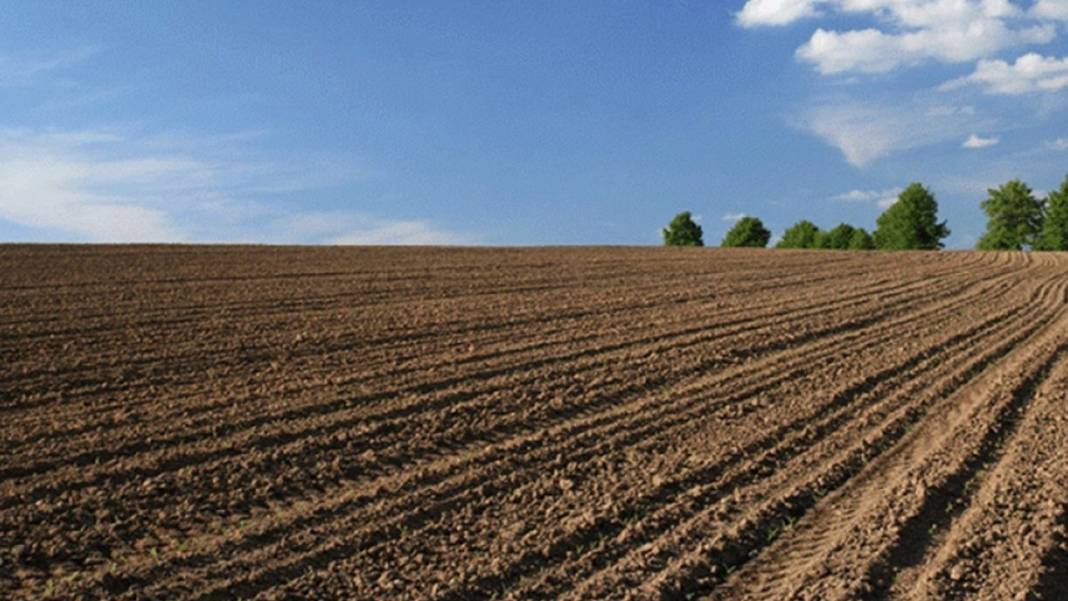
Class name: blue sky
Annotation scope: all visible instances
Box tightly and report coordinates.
[1,1,1067,247]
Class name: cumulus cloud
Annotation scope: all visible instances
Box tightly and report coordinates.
[736,0,821,28]
[798,21,1053,74]
[740,0,1027,29]
[962,133,1000,147]
[1032,0,1068,20]
[942,52,1068,94]
[833,187,902,207]
[739,0,1058,75]
[722,212,748,222]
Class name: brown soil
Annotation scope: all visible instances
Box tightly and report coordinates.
[1,245,1065,600]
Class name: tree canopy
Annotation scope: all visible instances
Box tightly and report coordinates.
[848,227,875,250]
[662,211,704,247]
[1037,176,1068,251]
[776,220,821,249]
[819,223,857,249]
[977,179,1044,250]
[873,183,950,250]
[721,216,771,248]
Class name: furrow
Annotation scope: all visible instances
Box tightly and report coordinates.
[110,257,1025,597]
[707,281,1068,601]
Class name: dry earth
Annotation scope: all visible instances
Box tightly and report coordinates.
[1,245,1066,600]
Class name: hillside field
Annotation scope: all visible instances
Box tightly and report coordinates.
[2,245,1067,600]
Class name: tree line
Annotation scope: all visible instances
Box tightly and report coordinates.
[663,175,1068,251]
[976,176,1068,250]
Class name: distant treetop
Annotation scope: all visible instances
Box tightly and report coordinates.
[722,216,771,248]
[977,179,1043,250]
[1037,175,1068,251]
[873,183,950,250]
[662,211,704,247]
[819,223,857,250]
[776,220,821,249]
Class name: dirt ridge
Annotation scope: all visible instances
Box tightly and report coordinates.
[1,246,1062,600]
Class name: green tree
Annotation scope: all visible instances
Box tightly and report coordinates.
[1037,175,1068,251]
[821,223,857,249]
[977,179,1044,250]
[776,220,821,249]
[662,211,704,247]
[873,183,950,250]
[848,227,875,250]
[813,230,831,249]
[721,216,771,248]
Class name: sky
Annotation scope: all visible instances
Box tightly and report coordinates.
[1,1,1067,247]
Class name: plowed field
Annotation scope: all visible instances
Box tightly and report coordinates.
[2,245,1067,600]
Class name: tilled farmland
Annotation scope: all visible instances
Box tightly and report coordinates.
[2,245,1067,600]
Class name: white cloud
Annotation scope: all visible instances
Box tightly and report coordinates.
[797,21,1054,74]
[805,104,896,166]
[736,0,821,28]
[0,46,472,246]
[0,128,471,245]
[722,212,747,222]
[879,194,900,208]
[842,0,1023,29]
[942,52,1068,94]
[962,133,1000,147]
[1032,0,1068,21]
[833,187,902,207]
[740,0,1028,29]
[834,189,876,202]
[739,0,1058,75]
[802,100,982,166]
[1046,137,1068,150]
[797,28,902,74]
[0,132,195,241]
